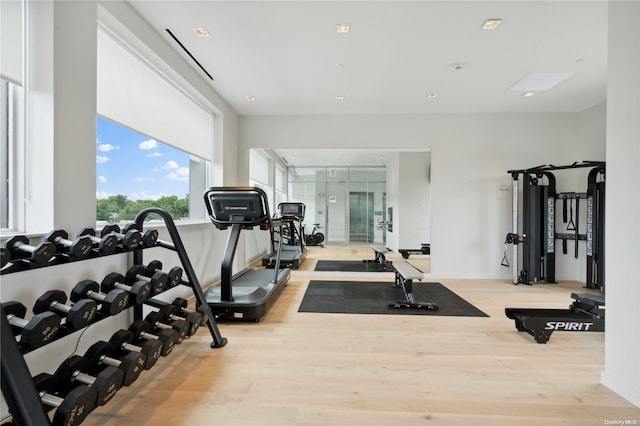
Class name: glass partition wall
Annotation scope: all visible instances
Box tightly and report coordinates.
[289,166,387,245]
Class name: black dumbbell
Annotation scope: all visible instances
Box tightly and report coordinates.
[76,228,118,255]
[31,372,97,426]
[5,235,56,265]
[2,301,61,348]
[70,280,129,316]
[172,297,211,326]
[145,311,189,343]
[109,330,162,370]
[145,260,184,288]
[123,224,158,248]
[1,246,10,268]
[84,341,146,387]
[45,230,93,260]
[141,228,159,247]
[101,272,151,305]
[129,320,177,356]
[54,354,124,406]
[100,224,141,250]
[33,290,97,329]
[158,304,201,336]
[125,264,169,294]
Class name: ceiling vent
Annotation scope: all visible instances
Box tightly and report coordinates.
[509,72,575,92]
[165,29,214,81]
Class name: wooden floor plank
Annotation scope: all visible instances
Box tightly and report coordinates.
[80,244,639,426]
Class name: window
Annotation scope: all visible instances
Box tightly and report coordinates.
[0,79,10,229]
[249,150,274,212]
[97,26,213,222]
[1,0,24,231]
[96,116,208,223]
[275,164,286,208]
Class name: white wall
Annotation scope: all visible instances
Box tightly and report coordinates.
[397,151,430,251]
[240,112,605,279]
[385,153,400,250]
[601,0,640,407]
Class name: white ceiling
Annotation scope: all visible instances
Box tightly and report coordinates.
[127,0,608,166]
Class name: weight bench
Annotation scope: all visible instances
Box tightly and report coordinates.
[388,260,438,310]
[363,245,390,271]
[569,292,605,319]
[399,243,431,259]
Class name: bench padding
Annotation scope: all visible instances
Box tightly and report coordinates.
[370,245,389,253]
[393,260,424,280]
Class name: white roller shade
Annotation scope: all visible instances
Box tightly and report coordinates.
[250,150,269,184]
[275,165,286,191]
[0,0,23,85]
[97,29,212,160]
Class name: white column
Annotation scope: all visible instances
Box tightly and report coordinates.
[601,0,640,408]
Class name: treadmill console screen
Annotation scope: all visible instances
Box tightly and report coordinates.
[209,193,265,222]
[280,204,303,215]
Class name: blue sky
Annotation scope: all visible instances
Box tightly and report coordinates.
[96,116,189,200]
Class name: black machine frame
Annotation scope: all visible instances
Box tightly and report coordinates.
[505,292,605,343]
[203,186,290,321]
[262,202,307,269]
[506,161,605,289]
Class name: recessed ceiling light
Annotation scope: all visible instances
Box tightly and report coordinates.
[427,93,439,99]
[336,95,345,100]
[245,96,256,101]
[336,24,350,33]
[521,92,535,97]
[481,19,502,30]
[194,27,210,37]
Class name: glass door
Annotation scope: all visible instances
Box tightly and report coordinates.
[349,191,374,243]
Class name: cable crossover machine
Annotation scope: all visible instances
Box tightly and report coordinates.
[503,161,605,289]
[503,161,606,343]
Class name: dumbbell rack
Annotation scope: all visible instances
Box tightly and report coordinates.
[1,207,226,425]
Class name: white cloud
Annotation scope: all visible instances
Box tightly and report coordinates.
[98,176,107,183]
[163,160,179,170]
[166,167,189,182]
[134,177,155,183]
[97,143,119,152]
[147,152,163,158]
[139,139,158,150]
[130,191,166,201]
[96,190,113,199]
[96,155,109,164]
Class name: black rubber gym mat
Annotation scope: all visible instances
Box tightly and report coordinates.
[298,280,489,317]
[313,260,393,272]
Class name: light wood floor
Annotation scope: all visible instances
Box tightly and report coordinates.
[83,245,639,426]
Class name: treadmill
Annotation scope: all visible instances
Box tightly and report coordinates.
[262,202,307,269]
[203,187,291,321]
